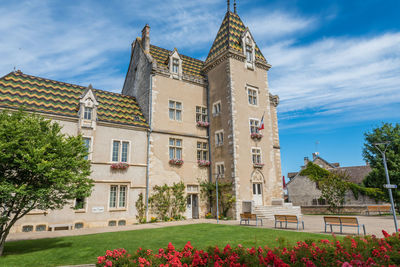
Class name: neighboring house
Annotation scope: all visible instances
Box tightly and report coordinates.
[1,4,287,233]
[286,153,380,207]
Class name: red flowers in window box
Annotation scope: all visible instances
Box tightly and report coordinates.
[253,163,264,168]
[169,159,184,165]
[198,160,211,167]
[196,121,209,127]
[251,132,263,139]
[110,163,129,169]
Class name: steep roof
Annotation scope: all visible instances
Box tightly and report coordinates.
[206,11,266,64]
[336,165,372,184]
[149,45,204,78]
[0,71,148,127]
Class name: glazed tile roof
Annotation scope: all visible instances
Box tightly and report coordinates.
[149,45,204,78]
[206,11,266,64]
[0,71,148,127]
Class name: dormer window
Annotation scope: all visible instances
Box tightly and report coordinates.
[246,44,253,63]
[84,107,93,120]
[172,58,179,73]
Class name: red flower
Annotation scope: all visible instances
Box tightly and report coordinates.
[382,230,390,238]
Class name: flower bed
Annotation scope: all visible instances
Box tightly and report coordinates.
[169,159,184,166]
[110,162,129,170]
[96,230,400,266]
[196,121,209,127]
[197,160,211,167]
[251,132,263,140]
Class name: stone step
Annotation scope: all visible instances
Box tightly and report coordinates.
[252,204,302,220]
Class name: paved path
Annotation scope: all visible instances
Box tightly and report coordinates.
[6,215,399,242]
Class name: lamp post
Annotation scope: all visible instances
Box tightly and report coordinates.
[374,142,398,232]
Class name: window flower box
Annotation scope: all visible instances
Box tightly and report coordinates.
[250,132,263,140]
[110,162,129,170]
[198,160,211,167]
[169,159,184,165]
[253,163,264,168]
[196,121,209,127]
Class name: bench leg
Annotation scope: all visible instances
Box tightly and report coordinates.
[285,221,288,229]
[274,221,276,228]
[330,225,333,233]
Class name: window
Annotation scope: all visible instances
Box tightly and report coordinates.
[215,131,224,146]
[246,45,253,63]
[253,184,262,195]
[216,163,225,177]
[109,185,128,209]
[118,220,126,226]
[169,138,182,160]
[169,100,182,121]
[83,137,91,160]
[248,88,257,105]
[22,225,33,232]
[108,220,117,226]
[35,225,47,232]
[84,107,92,120]
[112,140,129,162]
[249,119,260,134]
[172,58,179,73]
[74,197,85,210]
[252,148,262,164]
[213,101,221,116]
[196,106,208,122]
[74,222,84,229]
[197,141,208,161]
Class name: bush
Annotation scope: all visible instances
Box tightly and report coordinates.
[96,230,400,266]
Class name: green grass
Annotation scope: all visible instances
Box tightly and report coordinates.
[0,223,336,267]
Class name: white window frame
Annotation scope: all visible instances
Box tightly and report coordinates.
[108,184,128,210]
[84,107,93,120]
[110,140,131,163]
[82,136,93,161]
[169,138,183,160]
[215,130,224,147]
[246,44,253,63]
[196,141,208,161]
[251,147,262,164]
[247,86,258,106]
[172,58,179,73]
[216,162,225,178]
[249,119,260,134]
[169,100,183,121]
[212,101,221,116]
[196,106,208,122]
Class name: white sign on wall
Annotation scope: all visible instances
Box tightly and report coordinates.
[92,206,105,213]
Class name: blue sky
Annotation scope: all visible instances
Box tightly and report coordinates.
[1,0,399,179]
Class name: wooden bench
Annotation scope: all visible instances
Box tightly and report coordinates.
[366,205,392,216]
[240,213,263,226]
[274,215,304,230]
[48,224,73,231]
[324,216,366,235]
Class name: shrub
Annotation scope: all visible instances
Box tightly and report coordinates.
[96,230,400,266]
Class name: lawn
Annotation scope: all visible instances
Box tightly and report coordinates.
[0,223,336,267]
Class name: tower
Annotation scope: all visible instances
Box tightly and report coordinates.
[204,9,283,218]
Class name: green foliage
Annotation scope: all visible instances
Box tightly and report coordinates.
[300,162,385,213]
[135,193,146,223]
[0,110,93,256]
[199,180,236,217]
[149,182,186,220]
[362,123,400,210]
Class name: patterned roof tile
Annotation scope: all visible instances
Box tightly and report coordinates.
[149,45,204,78]
[0,71,148,127]
[206,11,267,64]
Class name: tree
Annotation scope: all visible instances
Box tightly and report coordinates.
[0,110,93,256]
[363,123,400,211]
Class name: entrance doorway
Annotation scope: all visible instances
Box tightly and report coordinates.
[186,194,199,219]
[252,183,263,206]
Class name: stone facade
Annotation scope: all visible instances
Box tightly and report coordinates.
[1,7,285,233]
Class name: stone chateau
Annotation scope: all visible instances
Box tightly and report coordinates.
[0,4,288,233]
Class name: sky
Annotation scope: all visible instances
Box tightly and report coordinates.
[0,0,399,180]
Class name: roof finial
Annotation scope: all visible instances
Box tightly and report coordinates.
[227,0,230,12]
[234,0,237,14]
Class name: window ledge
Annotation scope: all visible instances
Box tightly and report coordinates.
[109,208,127,212]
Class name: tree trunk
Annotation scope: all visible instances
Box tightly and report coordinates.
[0,229,9,256]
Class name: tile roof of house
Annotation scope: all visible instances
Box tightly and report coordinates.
[336,165,372,184]
[206,11,267,64]
[149,45,204,78]
[0,71,148,127]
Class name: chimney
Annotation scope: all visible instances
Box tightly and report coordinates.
[312,152,319,160]
[304,157,309,165]
[141,24,150,52]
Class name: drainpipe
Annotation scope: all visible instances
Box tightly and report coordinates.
[145,73,154,222]
[205,77,213,213]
